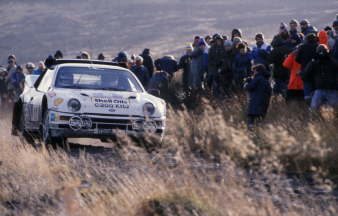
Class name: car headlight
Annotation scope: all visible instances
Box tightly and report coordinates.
[68,98,81,112]
[143,102,155,117]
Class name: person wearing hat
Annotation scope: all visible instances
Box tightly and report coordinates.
[140,48,155,78]
[97,53,105,60]
[54,50,63,59]
[9,65,25,101]
[189,38,208,91]
[302,44,338,110]
[300,19,317,36]
[289,19,303,47]
[270,31,293,97]
[113,51,129,69]
[80,51,91,59]
[232,42,252,89]
[25,62,36,74]
[178,44,193,92]
[6,55,17,83]
[251,33,271,69]
[130,56,150,88]
[296,33,319,102]
[271,22,289,48]
[192,36,201,48]
[32,61,46,75]
[207,34,226,96]
[243,64,272,127]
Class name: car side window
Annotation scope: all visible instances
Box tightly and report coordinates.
[37,69,54,92]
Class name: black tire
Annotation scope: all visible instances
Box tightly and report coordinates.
[18,109,35,145]
[42,110,67,147]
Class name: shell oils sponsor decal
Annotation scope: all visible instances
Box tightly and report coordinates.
[91,97,130,109]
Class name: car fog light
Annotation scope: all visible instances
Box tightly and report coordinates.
[132,121,143,131]
[143,121,157,133]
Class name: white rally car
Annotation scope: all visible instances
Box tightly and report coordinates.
[12,60,166,145]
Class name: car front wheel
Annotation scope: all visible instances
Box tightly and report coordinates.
[42,110,66,147]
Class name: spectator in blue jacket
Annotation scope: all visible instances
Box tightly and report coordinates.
[32,61,45,75]
[244,64,272,127]
[251,33,271,69]
[131,56,150,88]
[190,38,208,90]
[10,65,25,99]
[232,42,252,88]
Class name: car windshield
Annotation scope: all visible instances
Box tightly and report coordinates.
[55,66,143,92]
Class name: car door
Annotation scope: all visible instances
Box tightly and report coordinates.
[26,69,55,129]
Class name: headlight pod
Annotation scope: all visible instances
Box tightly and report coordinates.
[143,102,155,117]
[68,98,81,112]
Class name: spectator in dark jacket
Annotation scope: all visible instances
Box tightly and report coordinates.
[147,71,170,98]
[231,28,242,41]
[113,51,129,69]
[270,31,293,97]
[208,34,226,96]
[140,48,155,77]
[178,44,193,91]
[271,22,288,48]
[296,33,319,101]
[54,50,63,59]
[331,20,338,60]
[302,44,338,110]
[154,55,178,79]
[232,43,252,88]
[244,64,272,127]
[300,19,318,36]
[131,56,150,88]
[289,19,303,48]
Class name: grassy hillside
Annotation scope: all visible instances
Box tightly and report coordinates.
[2,94,338,215]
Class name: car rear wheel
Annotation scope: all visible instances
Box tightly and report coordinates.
[18,109,35,145]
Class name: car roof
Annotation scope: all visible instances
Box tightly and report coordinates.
[56,63,129,71]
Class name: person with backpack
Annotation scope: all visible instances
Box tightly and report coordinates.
[244,64,272,127]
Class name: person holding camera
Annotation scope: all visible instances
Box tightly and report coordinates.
[244,64,272,127]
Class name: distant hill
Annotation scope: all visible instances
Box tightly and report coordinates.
[0,0,337,64]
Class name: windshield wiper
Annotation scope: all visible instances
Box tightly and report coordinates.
[100,87,131,92]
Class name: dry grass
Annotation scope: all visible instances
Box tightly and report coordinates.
[1,93,338,216]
